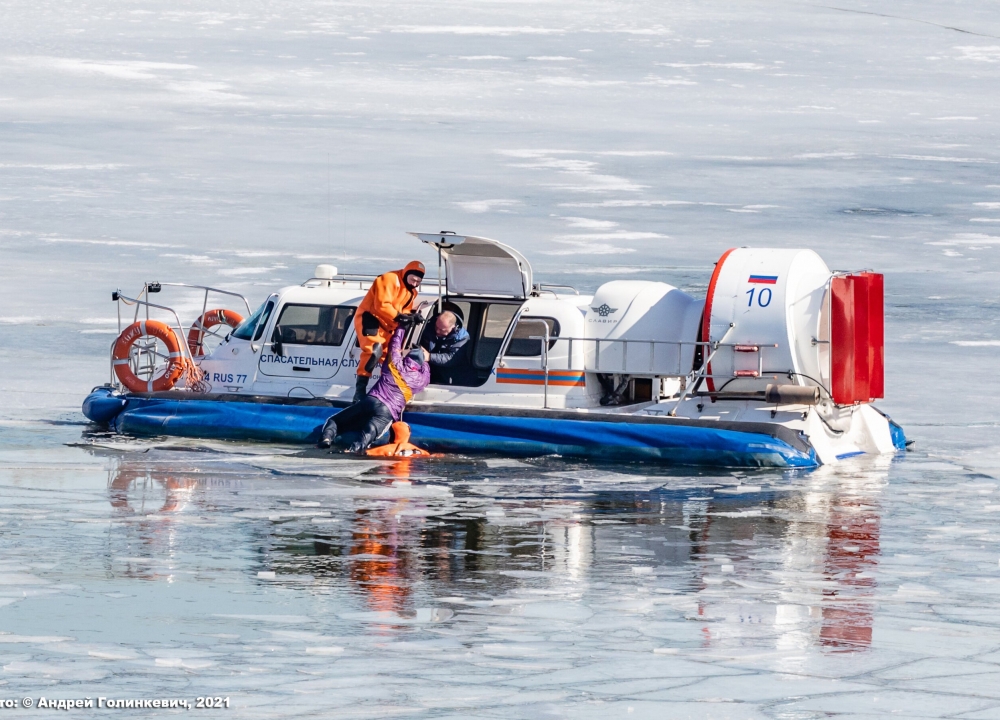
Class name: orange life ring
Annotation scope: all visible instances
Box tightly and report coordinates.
[113,320,187,393]
[187,308,244,356]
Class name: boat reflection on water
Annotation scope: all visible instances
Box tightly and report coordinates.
[109,467,199,516]
[103,454,886,652]
[105,464,202,581]
[820,496,880,651]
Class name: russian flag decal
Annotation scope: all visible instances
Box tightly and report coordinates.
[748,275,778,284]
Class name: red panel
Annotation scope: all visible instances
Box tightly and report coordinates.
[831,276,856,404]
[865,273,885,400]
[831,273,885,404]
[853,275,871,401]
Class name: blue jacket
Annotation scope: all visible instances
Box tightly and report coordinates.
[420,324,470,367]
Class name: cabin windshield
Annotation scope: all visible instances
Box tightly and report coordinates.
[232,299,273,341]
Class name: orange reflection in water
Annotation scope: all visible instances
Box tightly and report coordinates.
[349,501,413,615]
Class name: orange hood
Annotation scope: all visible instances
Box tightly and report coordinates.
[402,260,425,278]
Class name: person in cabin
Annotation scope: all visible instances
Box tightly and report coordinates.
[419,309,471,385]
[319,326,430,453]
[353,260,425,402]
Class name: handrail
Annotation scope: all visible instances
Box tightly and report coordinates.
[668,324,736,416]
[153,283,252,355]
[521,320,551,408]
[514,324,784,410]
[301,274,444,289]
[114,294,188,337]
[154,283,252,315]
[535,283,580,296]
[117,282,251,357]
[507,333,779,377]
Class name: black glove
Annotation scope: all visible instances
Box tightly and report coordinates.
[394,313,418,328]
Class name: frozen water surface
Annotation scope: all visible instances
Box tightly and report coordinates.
[2,0,1000,716]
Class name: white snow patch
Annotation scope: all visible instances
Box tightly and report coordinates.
[454,199,520,213]
[161,253,215,263]
[536,77,626,87]
[561,217,619,229]
[658,62,766,70]
[642,76,698,86]
[555,231,665,241]
[217,266,284,276]
[0,316,46,324]
[892,154,996,164]
[541,241,637,256]
[929,234,1000,246]
[0,163,124,170]
[955,46,1000,63]
[0,634,72,643]
[391,26,563,36]
[27,57,196,80]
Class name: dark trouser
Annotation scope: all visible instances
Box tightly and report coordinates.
[323,397,393,453]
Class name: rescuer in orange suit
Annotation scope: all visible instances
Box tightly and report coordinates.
[353,260,425,401]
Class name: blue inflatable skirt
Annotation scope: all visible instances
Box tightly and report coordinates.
[82,388,820,468]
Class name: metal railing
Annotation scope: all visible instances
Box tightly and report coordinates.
[516,325,781,413]
[514,334,708,376]
[301,274,445,290]
[519,320,552,407]
[109,283,252,390]
[533,283,580,296]
[154,283,252,357]
[109,292,194,389]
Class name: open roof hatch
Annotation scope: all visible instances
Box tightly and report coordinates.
[410,232,533,301]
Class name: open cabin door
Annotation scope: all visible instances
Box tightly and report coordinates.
[408,232,533,388]
[408,232,532,301]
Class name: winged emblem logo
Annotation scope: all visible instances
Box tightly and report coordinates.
[591,303,618,317]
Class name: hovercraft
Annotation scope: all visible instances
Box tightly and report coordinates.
[82,232,906,468]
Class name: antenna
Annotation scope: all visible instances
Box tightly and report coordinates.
[327,153,331,255]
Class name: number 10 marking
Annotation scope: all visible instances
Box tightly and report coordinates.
[746,287,772,308]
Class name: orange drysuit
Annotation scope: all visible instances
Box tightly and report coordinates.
[354,261,425,377]
[365,422,431,457]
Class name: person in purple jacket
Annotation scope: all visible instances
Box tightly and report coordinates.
[318,327,431,453]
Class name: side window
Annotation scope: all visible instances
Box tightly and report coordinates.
[505,317,560,357]
[271,304,356,346]
[474,303,518,368]
[446,300,471,328]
